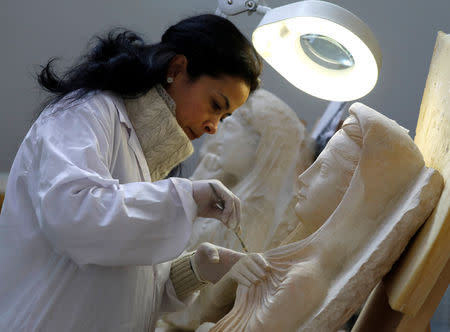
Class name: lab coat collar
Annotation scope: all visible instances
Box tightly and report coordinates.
[111,94,133,131]
[109,93,152,182]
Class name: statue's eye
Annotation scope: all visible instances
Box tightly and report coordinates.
[320,161,330,176]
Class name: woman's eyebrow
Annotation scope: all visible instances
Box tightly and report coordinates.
[219,93,230,110]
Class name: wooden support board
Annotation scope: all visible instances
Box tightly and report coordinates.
[384,31,450,316]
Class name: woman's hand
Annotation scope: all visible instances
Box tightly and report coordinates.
[192,179,241,230]
[226,252,270,287]
[192,242,270,285]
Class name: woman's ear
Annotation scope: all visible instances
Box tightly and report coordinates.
[167,55,188,81]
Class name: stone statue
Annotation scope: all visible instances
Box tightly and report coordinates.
[201,102,443,332]
[189,88,314,253]
[162,88,315,330]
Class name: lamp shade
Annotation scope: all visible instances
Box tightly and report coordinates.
[252,0,382,101]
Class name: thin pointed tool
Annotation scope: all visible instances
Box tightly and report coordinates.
[208,183,249,253]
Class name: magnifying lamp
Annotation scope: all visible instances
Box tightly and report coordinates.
[216,0,382,101]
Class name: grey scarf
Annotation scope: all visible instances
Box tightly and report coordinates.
[125,85,194,181]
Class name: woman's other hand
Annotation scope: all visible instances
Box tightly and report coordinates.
[192,242,270,286]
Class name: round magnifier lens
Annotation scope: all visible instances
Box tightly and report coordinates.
[300,34,355,70]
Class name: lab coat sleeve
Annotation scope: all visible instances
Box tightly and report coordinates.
[30,99,197,267]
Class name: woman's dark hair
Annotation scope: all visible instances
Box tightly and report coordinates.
[37,14,262,106]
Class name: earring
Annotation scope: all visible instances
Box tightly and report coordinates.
[167,77,174,84]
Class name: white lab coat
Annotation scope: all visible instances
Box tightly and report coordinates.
[0,91,197,331]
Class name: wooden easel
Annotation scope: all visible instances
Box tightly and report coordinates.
[352,31,450,332]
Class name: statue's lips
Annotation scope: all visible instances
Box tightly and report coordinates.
[296,192,307,201]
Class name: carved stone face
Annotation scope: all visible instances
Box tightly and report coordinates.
[294,130,359,231]
[216,115,260,180]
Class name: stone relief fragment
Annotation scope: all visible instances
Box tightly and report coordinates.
[201,102,443,332]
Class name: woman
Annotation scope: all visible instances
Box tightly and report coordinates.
[0,14,269,331]
[207,103,442,332]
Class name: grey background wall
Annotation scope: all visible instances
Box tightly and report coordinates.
[2,0,450,175]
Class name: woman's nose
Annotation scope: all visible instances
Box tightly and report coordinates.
[204,119,219,135]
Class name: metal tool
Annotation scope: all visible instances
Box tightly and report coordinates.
[208,183,249,253]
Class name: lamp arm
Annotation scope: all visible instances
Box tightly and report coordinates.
[215,0,271,18]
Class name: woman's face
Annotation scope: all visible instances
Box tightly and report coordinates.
[216,114,260,179]
[166,56,250,140]
[294,131,359,231]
